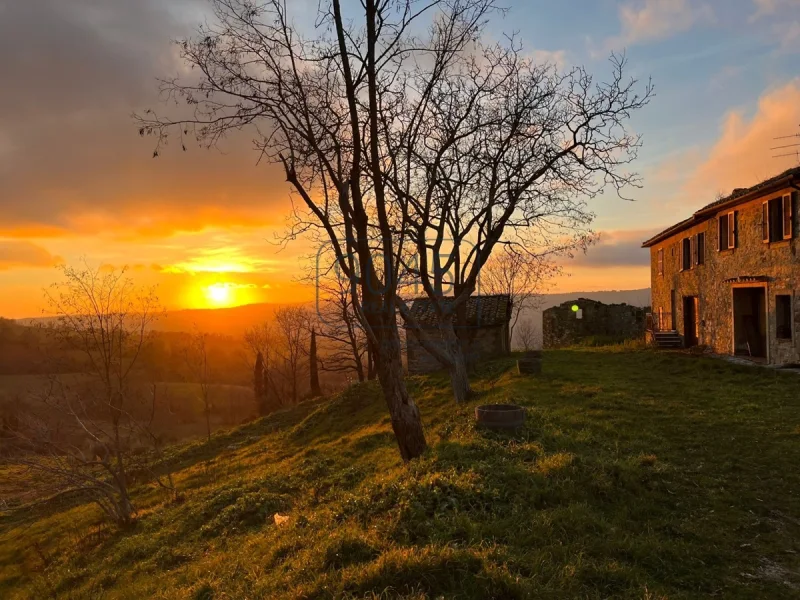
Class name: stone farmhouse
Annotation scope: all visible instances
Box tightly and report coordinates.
[642,167,800,364]
[405,294,511,374]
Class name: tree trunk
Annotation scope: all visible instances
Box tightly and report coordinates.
[367,344,376,380]
[440,320,471,404]
[203,390,211,441]
[373,326,427,462]
[117,487,134,526]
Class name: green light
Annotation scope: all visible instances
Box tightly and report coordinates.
[571,304,579,312]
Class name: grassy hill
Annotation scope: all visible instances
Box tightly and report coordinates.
[2,348,800,598]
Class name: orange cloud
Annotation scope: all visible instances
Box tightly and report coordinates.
[0,224,70,239]
[0,240,63,270]
[750,0,800,22]
[685,79,800,199]
[603,0,715,51]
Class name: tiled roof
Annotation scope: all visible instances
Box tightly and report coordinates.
[405,294,511,328]
[641,166,800,248]
[696,166,800,214]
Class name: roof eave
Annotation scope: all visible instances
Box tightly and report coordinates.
[693,173,799,218]
[641,171,800,248]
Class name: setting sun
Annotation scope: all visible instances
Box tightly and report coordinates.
[206,283,232,306]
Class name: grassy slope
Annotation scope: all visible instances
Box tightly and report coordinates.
[1,348,799,599]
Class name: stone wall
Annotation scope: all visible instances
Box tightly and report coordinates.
[649,187,800,365]
[542,299,646,348]
[406,324,509,374]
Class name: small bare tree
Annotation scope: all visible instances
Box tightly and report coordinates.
[312,257,370,383]
[6,264,161,526]
[480,246,556,340]
[184,329,212,441]
[244,322,280,409]
[515,320,537,352]
[273,306,311,405]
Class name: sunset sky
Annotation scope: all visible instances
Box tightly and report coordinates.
[2,0,800,318]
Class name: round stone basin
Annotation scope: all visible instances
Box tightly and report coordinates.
[475,404,525,430]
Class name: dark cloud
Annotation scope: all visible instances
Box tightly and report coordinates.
[572,229,656,267]
[0,0,290,237]
[0,240,63,270]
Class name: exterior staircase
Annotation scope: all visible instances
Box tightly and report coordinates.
[652,330,683,349]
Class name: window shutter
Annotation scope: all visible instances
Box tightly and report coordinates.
[692,234,698,266]
[783,193,793,240]
[698,232,705,264]
[728,211,736,249]
[763,201,770,243]
[679,240,684,271]
[718,215,724,251]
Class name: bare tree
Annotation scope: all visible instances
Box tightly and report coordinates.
[312,257,370,382]
[5,264,161,526]
[244,322,281,409]
[515,320,537,352]
[184,329,212,441]
[389,46,649,403]
[273,306,310,405]
[138,0,650,458]
[480,246,556,339]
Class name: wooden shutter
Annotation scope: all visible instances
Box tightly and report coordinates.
[694,296,700,340]
[728,211,736,249]
[763,201,770,243]
[698,232,705,264]
[692,234,698,266]
[657,249,663,276]
[718,215,724,251]
[783,193,793,240]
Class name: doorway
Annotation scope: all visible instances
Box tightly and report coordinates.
[732,287,767,358]
[683,296,699,347]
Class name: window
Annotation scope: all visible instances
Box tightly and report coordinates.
[718,211,736,251]
[695,232,705,265]
[763,195,793,243]
[680,237,692,271]
[657,248,664,276]
[776,294,792,340]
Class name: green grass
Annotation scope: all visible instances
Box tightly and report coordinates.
[2,348,800,598]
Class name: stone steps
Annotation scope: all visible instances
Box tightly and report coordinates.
[652,331,683,349]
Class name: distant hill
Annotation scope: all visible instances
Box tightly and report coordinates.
[538,288,650,309]
[151,302,306,335]
[14,302,310,337]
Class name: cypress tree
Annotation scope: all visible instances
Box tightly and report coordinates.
[309,328,322,398]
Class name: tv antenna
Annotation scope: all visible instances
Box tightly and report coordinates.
[772,125,800,161]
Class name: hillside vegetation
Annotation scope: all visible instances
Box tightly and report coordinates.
[1,349,799,599]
